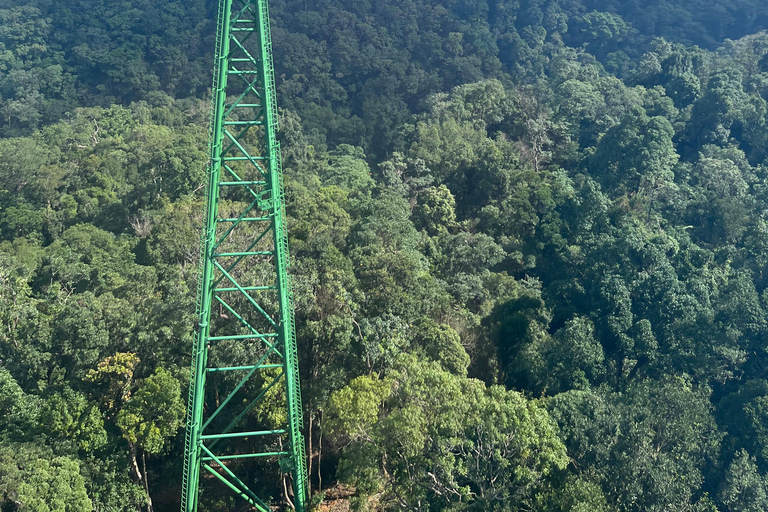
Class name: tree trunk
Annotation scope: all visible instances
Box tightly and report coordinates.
[129,444,142,482]
[142,451,154,512]
[318,409,323,492]
[307,411,313,498]
[127,444,142,512]
[283,474,295,510]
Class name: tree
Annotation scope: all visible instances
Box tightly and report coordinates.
[539,475,609,512]
[0,443,91,512]
[688,69,748,149]
[566,11,636,60]
[548,377,721,512]
[540,316,606,393]
[327,357,568,511]
[0,368,40,438]
[320,144,374,196]
[718,450,768,512]
[717,380,768,471]
[116,367,185,512]
[589,106,678,196]
[413,184,457,236]
[41,387,107,453]
[411,318,470,377]
[484,292,551,392]
[85,352,141,413]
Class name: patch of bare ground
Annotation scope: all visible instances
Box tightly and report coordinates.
[315,484,355,512]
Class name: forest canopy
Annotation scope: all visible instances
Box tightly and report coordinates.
[3,0,768,511]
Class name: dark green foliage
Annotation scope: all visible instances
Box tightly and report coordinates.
[5,0,768,511]
[548,378,721,512]
[0,368,41,437]
[589,106,678,195]
[718,450,768,512]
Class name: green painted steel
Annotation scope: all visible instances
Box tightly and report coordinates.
[180,0,307,510]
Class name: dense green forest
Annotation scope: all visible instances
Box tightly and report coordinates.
[5,0,768,510]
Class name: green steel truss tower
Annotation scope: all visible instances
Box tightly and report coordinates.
[180,0,307,510]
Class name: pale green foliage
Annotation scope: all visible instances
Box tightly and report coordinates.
[414,184,457,235]
[145,198,205,267]
[411,318,470,376]
[321,144,374,195]
[116,367,185,454]
[540,475,609,512]
[0,443,91,512]
[425,79,513,127]
[326,375,392,444]
[410,116,487,181]
[41,388,107,452]
[85,352,140,411]
[327,357,568,510]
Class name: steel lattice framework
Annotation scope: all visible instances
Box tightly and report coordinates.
[181,0,307,510]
